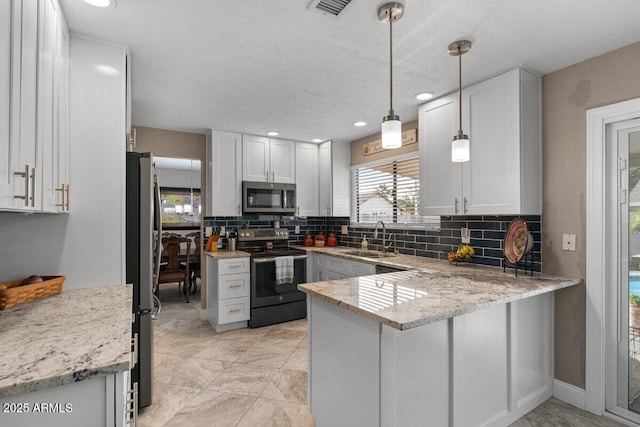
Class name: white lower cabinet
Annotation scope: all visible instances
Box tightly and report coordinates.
[315,254,375,282]
[207,256,251,332]
[308,293,553,427]
[0,371,129,427]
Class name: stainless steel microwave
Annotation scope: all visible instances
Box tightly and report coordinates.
[242,181,296,214]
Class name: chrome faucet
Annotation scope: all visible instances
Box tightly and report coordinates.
[372,220,386,254]
[386,233,398,254]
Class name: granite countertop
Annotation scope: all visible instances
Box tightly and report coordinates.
[298,246,582,330]
[205,250,251,259]
[0,284,132,399]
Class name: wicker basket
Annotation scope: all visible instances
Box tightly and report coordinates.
[0,276,65,309]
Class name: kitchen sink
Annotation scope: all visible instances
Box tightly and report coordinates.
[343,250,396,258]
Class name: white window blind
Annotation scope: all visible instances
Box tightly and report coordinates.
[351,156,439,227]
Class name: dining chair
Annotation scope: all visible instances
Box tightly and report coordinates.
[157,235,192,302]
[186,232,201,294]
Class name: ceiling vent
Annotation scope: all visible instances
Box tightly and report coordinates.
[308,0,354,17]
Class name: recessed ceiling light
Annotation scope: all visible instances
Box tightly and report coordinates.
[83,0,116,8]
[415,92,435,101]
[312,138,323,143]
[353,121,367,127]
[267,131,279,136]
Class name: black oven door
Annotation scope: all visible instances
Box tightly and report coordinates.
[251,255,307,308]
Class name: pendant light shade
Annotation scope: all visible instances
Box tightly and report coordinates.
[382,114,402,149]
[448,40,472,162]
[451,131,470,162]
[378,2,404,150]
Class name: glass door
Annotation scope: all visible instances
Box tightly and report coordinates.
[606,120,640,422]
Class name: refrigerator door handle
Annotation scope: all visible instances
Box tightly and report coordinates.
[153,173,162,292]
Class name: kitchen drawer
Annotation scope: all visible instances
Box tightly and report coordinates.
[218,297,250,324]
[219,273,250,299]
[219,257,250,275]
[317,254,345,271]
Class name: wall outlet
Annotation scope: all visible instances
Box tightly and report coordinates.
[205,226,212,236]
[461,227,470,244]
[562,234,576,251]
[341,225,348,235]
[219,226,225,236]
[295,225,300,234]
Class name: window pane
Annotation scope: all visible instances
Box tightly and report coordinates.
[160,187,201,228]
[352,157,436,226]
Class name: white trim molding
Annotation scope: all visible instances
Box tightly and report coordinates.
[585,97,640,415]
[553,379,586,410]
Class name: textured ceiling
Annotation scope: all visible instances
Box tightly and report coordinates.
[59,0,640,143]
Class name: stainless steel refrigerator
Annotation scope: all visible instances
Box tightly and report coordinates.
[126,151,162,408]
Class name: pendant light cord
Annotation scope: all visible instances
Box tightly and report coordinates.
[389,15,394,114]
[458,45,462,133]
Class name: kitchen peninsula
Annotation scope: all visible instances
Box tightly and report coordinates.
[298,252,581,427]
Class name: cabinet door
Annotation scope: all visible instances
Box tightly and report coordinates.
[318,141,332,216]
[55,11,69,212]
[295,142,318,216]
[462,69,520,215]
[269,138,295,183]
[209,131,242,216]
[242,134,270,182]
[419,95,462,216]
[39,0,59,212]
[0,0,17,208]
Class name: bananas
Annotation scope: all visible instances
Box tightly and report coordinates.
[455,244,475,261]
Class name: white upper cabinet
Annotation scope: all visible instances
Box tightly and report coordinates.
[269,138,295,183]
[420,68,541,216]
[295,142,319,216]
[0,0,69,213]
[418,94,462,215]
[242,135,295,184]
[207,131,242,216]
[319,140,350,217]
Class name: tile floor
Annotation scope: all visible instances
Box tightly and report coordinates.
[140,284,626,427]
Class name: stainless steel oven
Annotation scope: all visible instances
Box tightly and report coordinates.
[242,181,296,214]
[237,228,307,328]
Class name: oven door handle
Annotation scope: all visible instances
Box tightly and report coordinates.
[252,255,307,264]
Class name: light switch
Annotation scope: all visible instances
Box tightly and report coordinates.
[461,227,470,244]
[341,225,349,235]
[562,234,576,251]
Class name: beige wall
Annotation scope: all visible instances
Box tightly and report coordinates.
[133,126,207,308]
[543,41,640,388]
[350,120,418,165]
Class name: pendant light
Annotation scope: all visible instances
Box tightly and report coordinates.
[448,40,472,162]
[378,2,404,149]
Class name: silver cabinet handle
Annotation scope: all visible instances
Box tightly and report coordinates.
[228,264,243,269]
[126,382,138,425]
[228,284,243,289]
[297,206,300,216]
[14,164,29,204]
[229,308,242,314]
[55,185,65,208]
[272,171,275,182]
[131,333,138,369]
[454,198,459,214]
[65,184,70,211]
[30,168,36,207]
[265,170,269,181]
[463,197,468,214]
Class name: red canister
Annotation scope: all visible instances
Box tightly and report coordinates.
[327,231,337,247]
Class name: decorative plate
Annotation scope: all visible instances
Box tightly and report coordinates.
[504,218,533,264]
